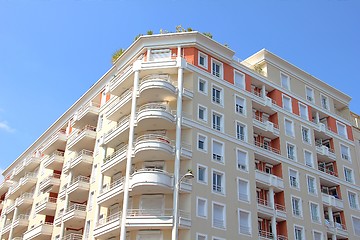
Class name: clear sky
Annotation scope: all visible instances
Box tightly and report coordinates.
[0,0,359,174]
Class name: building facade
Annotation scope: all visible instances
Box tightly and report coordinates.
[0,32,360,240]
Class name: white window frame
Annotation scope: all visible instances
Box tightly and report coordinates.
[211,59,223,79]
[211,84,224,106]
[340,143,351,161]
[289,168,300,189]
[212,201,226,230]
[294,225,304,240]
[309,201,321,223]
[236,121,247,142]
[198,104,208,122]
[348,190,359,210]
[198,77,208,95]
[351,215,360,236]
[235,95,246,116]
[212,139,225,164]
[336,121,348,139]
[291,196,303,218]
[196,197,208,219]
[238,208,252,236]
[197,164,208,185]
[234,70,245,90]
[312,230,323,240]
[299,102,308,120]
[305,86,314,103]
[320,94,329,110]
[197,134,208,152]
[236,148,248,172]
[304,149,314,168]
[196,233,208,240]
[212,169,225,195]
[212,110,224,132]
[284,118,295,137]
[282,94,293,112]
[198,51,208,69]
[237,178,249,202]
[344,167,354,183]
[301,126,311,144]
[280,72,290,90]
[306,174,317,195]
[286,142,297,161]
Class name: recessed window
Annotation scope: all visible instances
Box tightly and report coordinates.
[197,134,207,152]
[212,170,225,194]
[304,150,314,167]
[98,114,104,130]
[352,216,360,236]
[212,86,223,105]
[198,78,208,94]
[198,52,208,69]
[307,176,317,195]
[282,95,292,112]
[197,164,207,184]
[197,197,208,218]
[212,59,223,78]
[285,118,294,137]
[294,226,304,240]
[306,87,314,102]
[212,140,224,163]
[238,209,251,235]
[237,179,249,202]
[310,202,320,223]
[321,94,329,110]
[299,103,308,120]
[301,126,311,144]
[235,96,246,115]
[236,122,246,141]
[198,105,207,122]
[340,144,350,161]
[292,197,302,217]
[281,73,290,90]
[348,191,359,209]
[287,143,296,161]
[336,122,347,138]
[344,167,354,183]
[237,149,248,171]
[212,112,223,132]
[196,233,207,240]
[313,231,322,240]
[289,169,299,188]
[212,202,226,229]
[234,71,245,90]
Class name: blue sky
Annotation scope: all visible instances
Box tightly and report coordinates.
[0,0,359,173]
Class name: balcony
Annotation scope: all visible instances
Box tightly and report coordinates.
[39,173,61,192]
[103,116,130,148]
[10,172,37,199]
[64,150,94,176]
[322,193,344,210]
[35,196,57,215]
[12,214,30,233]
[318,164,338,178]
[42,151,64,171]
[136,103,175,132]
[62,203,87,228]
[130,169,173,195]
[106,88,133,122]
[61,233,84,240]
[258,230,273,240]
[315,140,336,161]
[257,198,286,220]
[109,65,134,96]
[2,220,12,237]
[133,134,174,163]
[23,222,53,240]
[67,176,90,202]
[254,140,280,155]
[101,145,127,175]
[325,219,348,237]
[138,74,177,105]
[126,208,191,229]
[72,101,100,129]
[41,130,67,155]
[67,125,97,151]
[15,192,34,209]
[253,115,279,138]
[0,179,13,196]
[98,177,124,207]
[255,170,284,191]
[14,156,41,179]
[250,89,277,112]
[93,211,122,239]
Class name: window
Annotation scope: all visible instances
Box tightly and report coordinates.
[198,52,208,69]
[237,149,248,171]
[340,144,350,161]
[98,115,104,130]
[212,59,223,78]
[284,119,294,137]
[197,165,207,184]
[282,95,292,112]
[294,226,304,240]
[212,112,223,131]
[301,127,311,144]
[91,164,97,183]
[212,203,225,229]
[321,94,329,110]
[88,191,94,211]
[313,231,322,240]
[281,73,290,90]
[197,135,207,152]
[348,191,358,209]
[198,105,207,122]
[197,198,207,218]
[235,96,245,115]
[212,140,224,163]
[212,170,224,194]
[212,86,222,105]
[310,202,320,223]
[289,169,299,188]
[337,122,347,138]
[304,150,314,167]
[196,233,207,240]
[292,197,302,217]
[94,139,100,156]
[198,78,208,94]
[352,216,360,236]
[150,49,171,61]
[344,167,354,183]
[299,103,308,120]
[234,71,245,89]
[238,210,251,235]
[287,143,296,160]
[238,179,249,201]
[236,122,246,141]
[306,87,314,102]
[307,176,317,195]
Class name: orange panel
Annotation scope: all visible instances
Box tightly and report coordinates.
[327,117,337,133]
[267,89,283,108]
[183,47,196,66]
[292,98,299,115]
[223,62,234,84]
[245,74,252,92]
[347,125,354,141]
[273,163,282,178]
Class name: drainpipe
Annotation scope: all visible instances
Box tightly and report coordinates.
[171,46,184,240]
[120,61,141,240]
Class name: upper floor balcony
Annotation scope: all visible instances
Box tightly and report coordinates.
[315,139,336,162]
[67,125,97,151]
[39,173,61,193]
[255,170,284,192]
[15,192,34,209]
[23,222,53,240]
[94,211,122,239]
[98,177,125,207]
[250,83,277,114]
[109,65,134,96]
[253,138,281,156]
[63,149,94,175]
[35,196,57,215]
[106,87,133,122]
[67,176,90,202]
[41,129,67,155]
[42,150,65,171]
[103,115,130,148]
[318,161,338,178]
[13,155,41,180]
[136,103,176,132]
[12,214,30,235]
[61,233,84,240]
[325,214,348,238]
[72,101,100,129]
[9,172,37,199]
[0,179,13,196]
[252,113,279,139]
[322,192,344,210]
[62,203,87,228]
[101,145,127,175]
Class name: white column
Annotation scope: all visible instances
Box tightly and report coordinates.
[0,213,6,239]
[120,63,140,240]
[147,48,151,61]
[261,85,266,98]
[60,170,73,238]
[8,206,18,240]
[268,187,274,208]
[316,111,320,123]
[171,47,184,240]
[328,206,334,226]
[331,234,336,240]
[271,217,277,240]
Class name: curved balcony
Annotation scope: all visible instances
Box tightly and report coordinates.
[35,196,57,215]
[106,88,133,121]
[72,101,100,129]
[67,176,90,202]
[130,169,173,195]
[138,75,177,105]
[98,177,124,207]
[93,211,122,239]
[67,125,97,151]
[68,150,94,176]
[133,134,174,162]
[101,145,127,175]
[62,203,87,228]
[23,222,53,240]
[42,151,64,171]
[136,103,175,132]
[39,173,61,192]
[103,116,130,148]
[41,130,67,155]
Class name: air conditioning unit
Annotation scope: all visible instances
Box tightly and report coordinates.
[321,146,329,155]
[318,123,326,132]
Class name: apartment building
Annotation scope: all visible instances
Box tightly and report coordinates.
[0,31,360,240]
